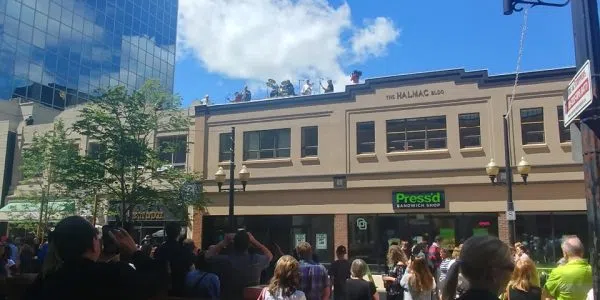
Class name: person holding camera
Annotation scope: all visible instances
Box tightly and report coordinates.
[23,216,166,300]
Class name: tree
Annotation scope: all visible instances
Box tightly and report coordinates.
[71,81,203,225]
[12,120,81,239]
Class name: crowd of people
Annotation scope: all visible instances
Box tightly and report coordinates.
[0,215,592,300]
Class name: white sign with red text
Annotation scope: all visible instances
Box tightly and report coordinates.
[564,60,593,127]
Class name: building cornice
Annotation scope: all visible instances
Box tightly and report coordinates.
[195,67,576,117]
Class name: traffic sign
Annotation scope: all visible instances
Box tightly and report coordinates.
[564,60,593,127]
[506,210,516,221]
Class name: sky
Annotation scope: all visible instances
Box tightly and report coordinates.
[173,0,576,106]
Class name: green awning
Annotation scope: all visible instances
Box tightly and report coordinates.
[0,201,76,222]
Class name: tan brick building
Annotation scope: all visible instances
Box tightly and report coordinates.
[0,98,199,239]
[192,67,586,268]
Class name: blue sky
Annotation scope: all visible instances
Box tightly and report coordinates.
[174,0,575,106]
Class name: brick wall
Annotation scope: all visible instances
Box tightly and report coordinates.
[192,209,203,247]
[498,212,509,244]
[334,214,348,255]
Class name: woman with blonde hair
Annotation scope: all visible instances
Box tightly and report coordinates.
[346,259,379,300]
[260,255,306,300]
[505,258,541,300]
[400,255,436,300]
[383,245,408,300]
[442,236,514,300]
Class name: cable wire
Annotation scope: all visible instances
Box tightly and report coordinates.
[505,7,530,120]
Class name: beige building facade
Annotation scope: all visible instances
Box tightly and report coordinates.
[193,67,586,267]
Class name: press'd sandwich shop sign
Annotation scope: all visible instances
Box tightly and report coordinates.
[393,191,445,209]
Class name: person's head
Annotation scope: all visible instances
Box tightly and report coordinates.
[435,235,443,244]
[561,235,584,260]
[409,255,434,292]
[351,259,368,279]
[507,258,540,292]
[335,245,347,259]
[233,230,250,253]
[452,246,461,260]
[441,248,452,259]
[296,242,312,261]
[327,79,332,84]
[183,239,195,253]
[401,240,409,250]
[442,236,514,300]
[194,251,211,271]
[165,223,181,241]
[268,255,301,297]
[387,245,408,265]
[52,216,101,263]
[306,80,310,84]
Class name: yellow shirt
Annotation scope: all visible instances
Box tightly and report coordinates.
[544,259,592,300]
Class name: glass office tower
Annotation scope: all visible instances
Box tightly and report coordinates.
[0,0,177,108]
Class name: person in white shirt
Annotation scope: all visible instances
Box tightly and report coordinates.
[301,80,313,96]
[261,255,306,300]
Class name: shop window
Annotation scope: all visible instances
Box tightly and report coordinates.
[515,213,588,266]
[243,128,291,160]
[348,215,377,264]
[386,116,447,152]
[458,113,481,148]
[301,126,318,157]
[557,106,577,143]
[521,108,545,145]
[357,122,375,154]
[157,135,187,168]
[219,132,232,162]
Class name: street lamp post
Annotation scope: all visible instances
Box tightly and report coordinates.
[214,127,251,231]
[485,116,531,244]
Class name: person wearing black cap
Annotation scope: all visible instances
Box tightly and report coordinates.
[23,216,166,300]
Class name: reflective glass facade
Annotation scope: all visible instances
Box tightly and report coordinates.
[0,0,177,108]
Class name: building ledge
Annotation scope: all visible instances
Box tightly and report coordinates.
[522,143,548,150]
[218,161,232,167]
[242,158,292,165]
[459,147,484,153]
[560,142,572,150]
[386,149,450,157]
[300,156,320,163]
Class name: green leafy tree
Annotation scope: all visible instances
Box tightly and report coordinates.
[12,120,81,239]
[71,81,204,225]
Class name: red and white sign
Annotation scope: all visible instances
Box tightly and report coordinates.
[564,60,593,127]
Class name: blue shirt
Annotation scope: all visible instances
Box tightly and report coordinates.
[184,270,220,300]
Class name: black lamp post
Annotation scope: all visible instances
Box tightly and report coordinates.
[485,116,531,245]
[214,127,251,231]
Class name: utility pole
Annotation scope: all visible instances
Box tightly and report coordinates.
[228,127,236,231]
[571,0,600,297]
[503,115,516,244]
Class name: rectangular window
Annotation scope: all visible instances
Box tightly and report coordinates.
[459,113,481,148]
[357,122,375,154]
[520,108,545,145]
[301,126,318,157]
[386,116,447,152]
[243,129,291,160]
[557,106,574,143]
[157,135,187,167]
[219,133,232,162]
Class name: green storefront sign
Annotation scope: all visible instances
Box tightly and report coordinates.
[392,191,445,209]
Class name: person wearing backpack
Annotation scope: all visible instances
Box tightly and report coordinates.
[185,251,220,299]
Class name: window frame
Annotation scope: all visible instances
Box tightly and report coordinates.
[219,132,233,162]
[557,106,578,143]
[357,121,375,154]
[301,126,319,158]
[386,116,447,152]
[157,135,187,168]
[458,113,481,149]
[520,107,545,145]
[243,128,291,161]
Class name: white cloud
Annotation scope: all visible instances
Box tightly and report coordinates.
[177,0,400,95]
[350,17,400,62]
